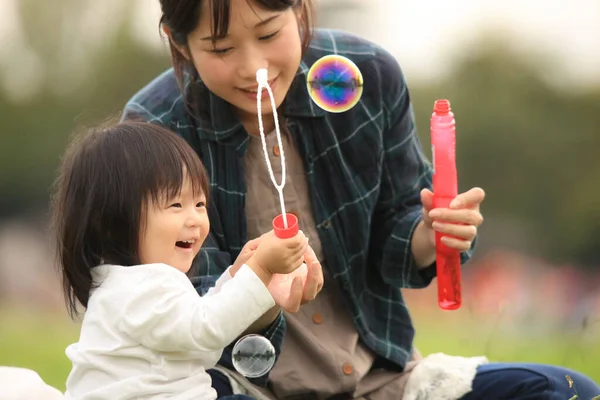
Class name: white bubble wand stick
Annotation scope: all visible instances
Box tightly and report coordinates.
[255,68,298,237]
[229,69,301,380]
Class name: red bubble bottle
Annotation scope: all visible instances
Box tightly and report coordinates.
[431,99,462,310]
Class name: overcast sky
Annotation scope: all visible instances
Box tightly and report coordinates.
[1,0,599,93]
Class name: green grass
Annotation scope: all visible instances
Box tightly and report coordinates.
[0,306,79,392]
[0,305,598,392]
[414,324,600,382]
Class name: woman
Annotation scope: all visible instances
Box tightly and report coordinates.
[121,0,600,398]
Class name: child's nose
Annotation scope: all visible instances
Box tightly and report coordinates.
[186,210,203,227]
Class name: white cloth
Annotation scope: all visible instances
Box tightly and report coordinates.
[403,353,489,400]
[0,366,65,399]
[64,263,275,400]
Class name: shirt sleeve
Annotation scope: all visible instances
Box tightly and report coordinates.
[370,47,476,289]
[203,266,234,297]
[119,265,275,353]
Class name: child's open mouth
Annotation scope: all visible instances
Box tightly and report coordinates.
[175,240,195,249]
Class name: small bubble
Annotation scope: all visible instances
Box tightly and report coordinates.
[232,334,276,378]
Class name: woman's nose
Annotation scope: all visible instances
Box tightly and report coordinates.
[237,48,268,82]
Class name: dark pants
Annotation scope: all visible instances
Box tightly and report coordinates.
[209,363,600,399]
[461,363,600,400]
[208,369,242,398]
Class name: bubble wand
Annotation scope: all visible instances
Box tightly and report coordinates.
[255,68,298,237]
[431,99,462,310]
[231,69,301,379]
[255,67,307,296]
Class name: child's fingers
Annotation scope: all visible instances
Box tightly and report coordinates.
[282,231,308,249]
[293,254,305,270]
[245,237,261,251]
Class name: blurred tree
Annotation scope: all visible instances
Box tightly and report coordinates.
[0,0,170,216]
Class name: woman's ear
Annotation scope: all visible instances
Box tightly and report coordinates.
[162,25,191,61]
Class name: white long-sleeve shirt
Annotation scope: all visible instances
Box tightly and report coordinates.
[64,263,275,400]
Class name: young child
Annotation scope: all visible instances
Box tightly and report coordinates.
[52,120,308,400]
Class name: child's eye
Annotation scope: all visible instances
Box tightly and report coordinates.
[170,203,182,208]
[259,30,280,41]
[196,202,206,208]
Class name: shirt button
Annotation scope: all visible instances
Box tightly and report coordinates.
[273,145,281,156]
[312,313,323,324]
[342,363,353,375]
[322,220,331,229]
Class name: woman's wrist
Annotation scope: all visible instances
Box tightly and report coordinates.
[411,220,436,268]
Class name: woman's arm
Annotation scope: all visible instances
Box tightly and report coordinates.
[369,48,475,289]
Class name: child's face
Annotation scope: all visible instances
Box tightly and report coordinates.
[186,0,302,126]
[139,174,209,273]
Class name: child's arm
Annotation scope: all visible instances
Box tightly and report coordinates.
[192,236,286,386]
[119,264,275,353]
[202,266,234,297]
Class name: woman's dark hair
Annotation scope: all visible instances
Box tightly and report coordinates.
[51,120,210,318]
[159,0,314,120]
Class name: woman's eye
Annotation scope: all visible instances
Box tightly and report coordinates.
[210,47,232,55]
[259,30,280,41]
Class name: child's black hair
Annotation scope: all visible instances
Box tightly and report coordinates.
[51,120,210,318]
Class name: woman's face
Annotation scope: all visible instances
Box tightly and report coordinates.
[184,0,302,130]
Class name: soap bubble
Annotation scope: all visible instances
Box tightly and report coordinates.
[232,334,276,378]
[306,54,363,113]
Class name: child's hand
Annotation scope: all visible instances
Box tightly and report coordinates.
[421,187,485,251]
[247,230,308,277]
[231,237,261,275]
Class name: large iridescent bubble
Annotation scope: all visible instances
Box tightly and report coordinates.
[306,55,363,113]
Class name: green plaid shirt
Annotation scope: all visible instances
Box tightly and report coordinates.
[122,28,474,384]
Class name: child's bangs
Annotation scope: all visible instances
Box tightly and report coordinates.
[143,127,209,206]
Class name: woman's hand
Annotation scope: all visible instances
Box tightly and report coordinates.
[412,187,485,267]
[268,245,324,312]
[421,187,485,251]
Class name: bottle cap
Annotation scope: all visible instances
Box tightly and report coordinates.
[433,99,451,115]
[272,213,299,239]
